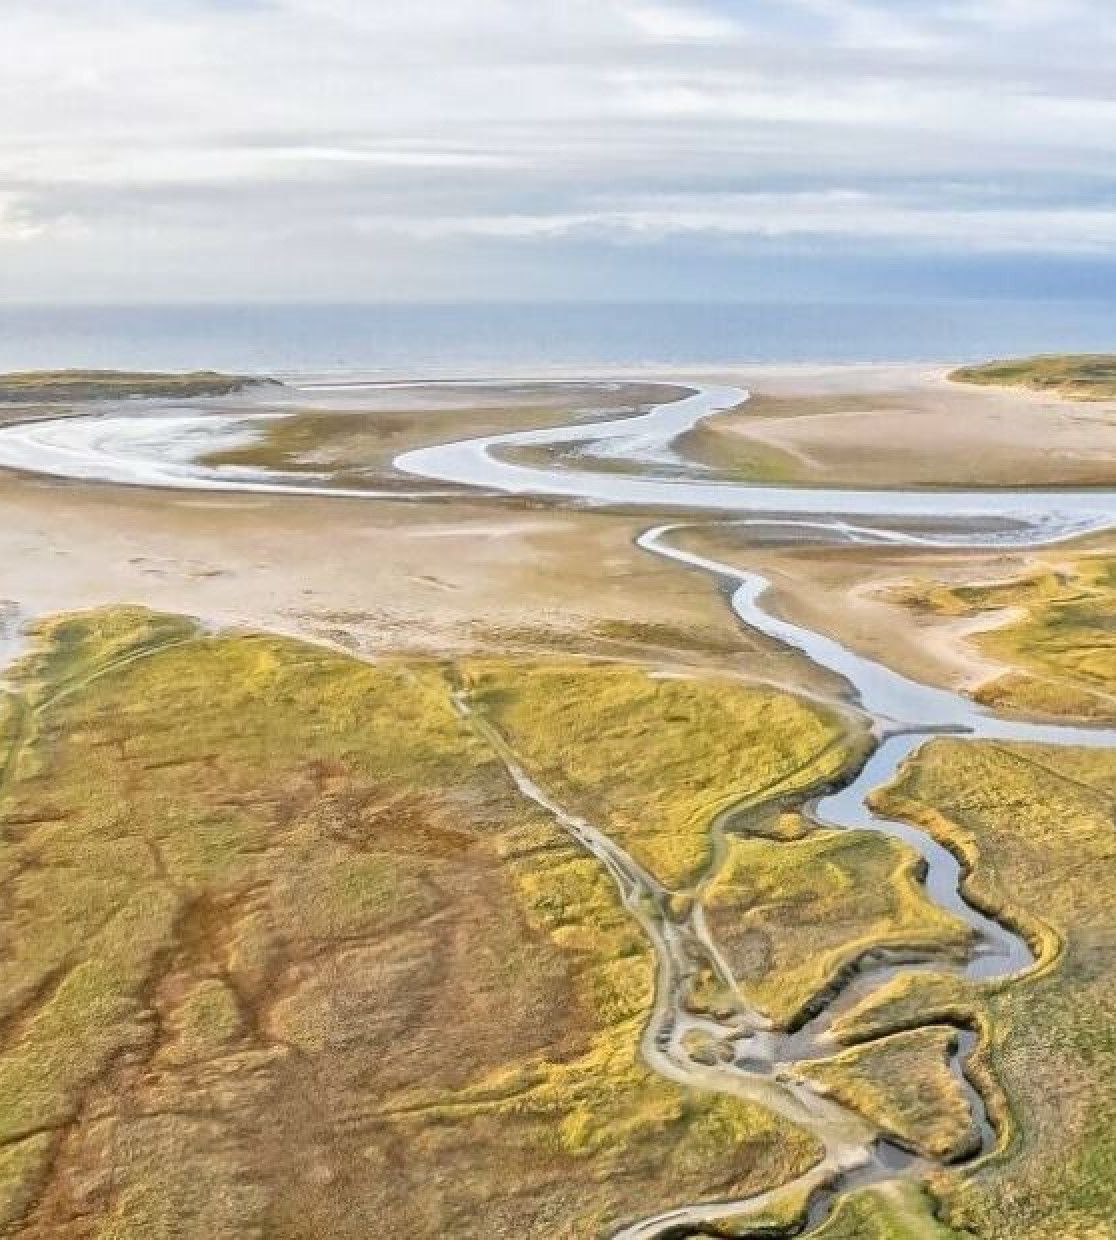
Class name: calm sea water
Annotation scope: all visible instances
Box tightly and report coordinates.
[0,301,1112,375]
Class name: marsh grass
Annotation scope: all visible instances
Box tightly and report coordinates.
[886,555,1116,720]
[796,1027,977,1160]
[673,422,807,483]
[5,603,1098,1236]
[705,829,972,1027]
[950,355,1116,401]
[812,1182,965,1239]
[459,659,859,888]
[860,736,1116,1237]
[0,608,839,1236]
[0,370,272,402]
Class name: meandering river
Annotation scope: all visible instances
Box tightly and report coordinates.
[2,379,1115,1236]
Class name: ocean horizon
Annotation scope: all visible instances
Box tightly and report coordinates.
[0,299,1112,376]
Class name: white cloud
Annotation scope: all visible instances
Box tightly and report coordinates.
[0,195,46,243]
[378,190,1116,253]
[620,2,744,43]
[0,0,1113,298]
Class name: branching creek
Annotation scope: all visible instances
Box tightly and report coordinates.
[2,380,1116,1236]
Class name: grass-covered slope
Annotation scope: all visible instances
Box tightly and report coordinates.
[0,369,275,402]
[950,354,1116,400]
[7,604,1110,1236]
[460,659,865,889]
[0,609,835,1237]
[843,735,1116,1239]
[886,553,1116,720]
[704,824,971,1026]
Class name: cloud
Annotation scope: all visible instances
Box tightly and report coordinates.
[0,0,1113,299]
[374,190,1116,253]
[0,195,44,243]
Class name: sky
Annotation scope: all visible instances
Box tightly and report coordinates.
[2,0,1115,303]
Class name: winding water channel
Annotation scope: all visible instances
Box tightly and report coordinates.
[3,379,1116,1235]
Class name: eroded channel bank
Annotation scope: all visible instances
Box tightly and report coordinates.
[2,379,1115,1235]
[453,516,1116,1237]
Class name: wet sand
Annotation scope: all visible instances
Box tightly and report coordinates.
[1,473,846,695]
[5,362,1115,709]
[678,365,1116,488]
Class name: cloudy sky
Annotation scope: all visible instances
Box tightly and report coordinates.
[2,0,1115,302]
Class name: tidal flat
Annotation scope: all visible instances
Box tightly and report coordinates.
[2,361,1116,1237]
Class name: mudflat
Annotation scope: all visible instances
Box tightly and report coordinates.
[674,364,1116,487]
[3,362,1116,1237]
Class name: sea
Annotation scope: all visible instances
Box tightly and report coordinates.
[0,300,1112,376]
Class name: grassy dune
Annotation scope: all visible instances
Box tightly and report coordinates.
[0,610,836,1237]
[950,354,1116,400]
[886,554,1116,720]
[0,370,273,402]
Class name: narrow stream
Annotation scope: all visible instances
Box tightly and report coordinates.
[459,518,1116,1237]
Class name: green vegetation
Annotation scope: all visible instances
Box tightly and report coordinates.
[705,826,971,1026]
[849,735,1116,1238]
[0,370,275,402]
[0,608,833,1236]
[200,384,679,487]
[813,1182,966,1239]
[459,659,864,888]
[796,1027,977,1160]
[201,410,385,483]
[886,554,1116,720]
[8,598,1114,1235]
[950,354,1116,400]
